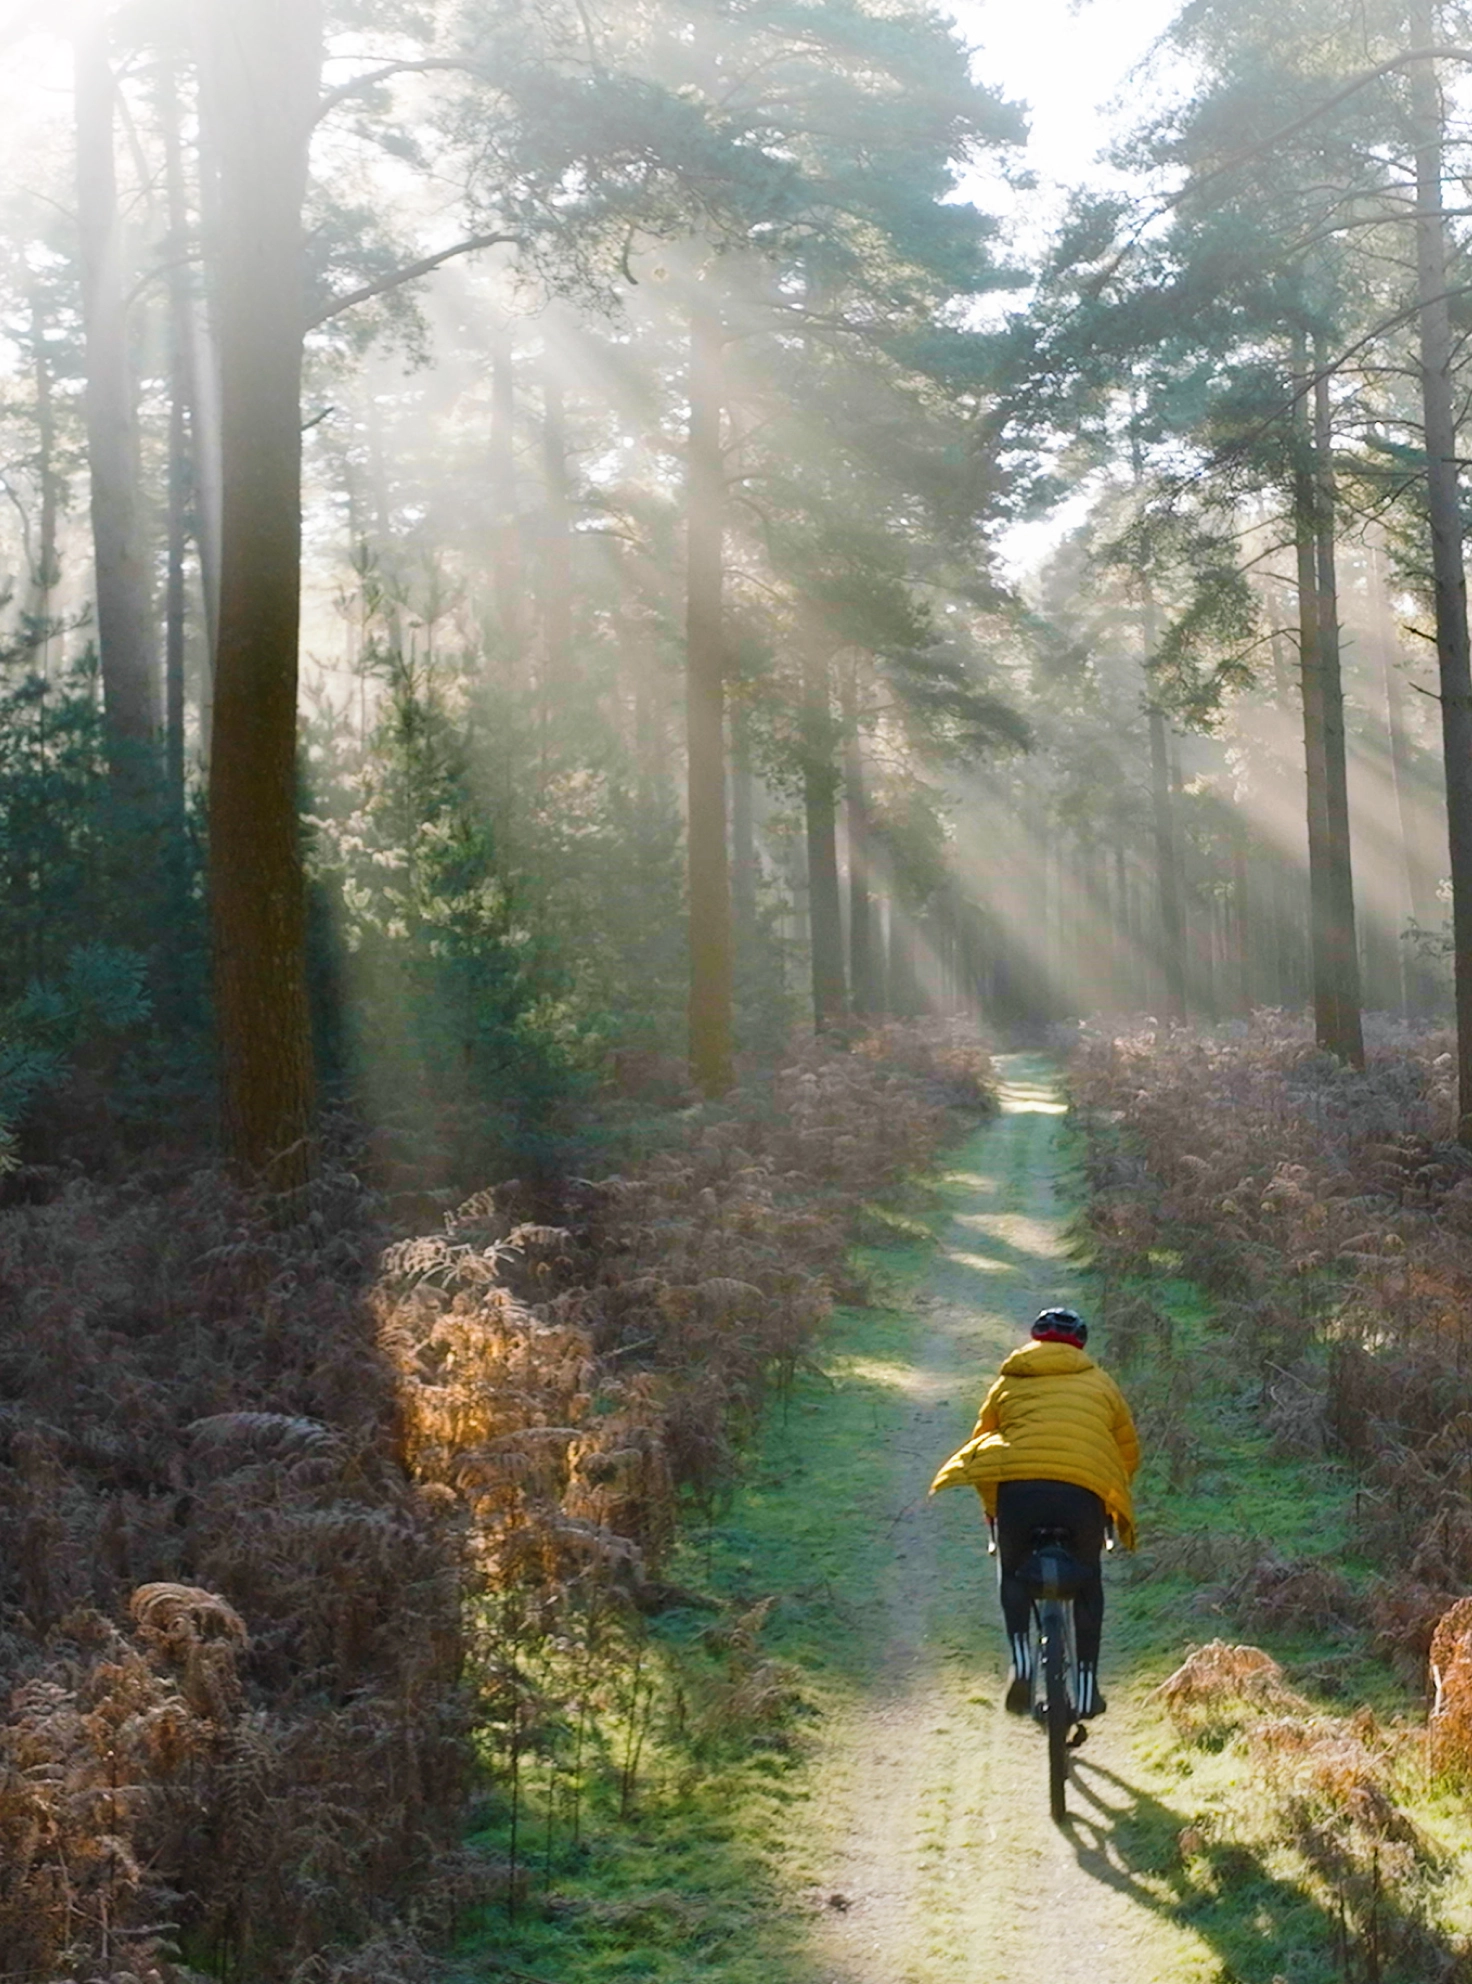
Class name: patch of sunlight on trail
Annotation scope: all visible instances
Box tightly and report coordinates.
[999,1083,1067,1116]
[942,1247,1019,1276]
[834,1355,945,1397]
[954,1209,1069,1258]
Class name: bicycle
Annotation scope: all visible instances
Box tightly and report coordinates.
[1017,1525,1090,1822]
[988,1513,1115,1821]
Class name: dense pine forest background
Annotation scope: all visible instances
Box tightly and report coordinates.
[9,0,1472,1978]
[0,0,1466,1190]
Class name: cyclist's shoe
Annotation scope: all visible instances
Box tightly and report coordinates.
[1075,1668,1106,1719]
[1005,1635,1033,1714]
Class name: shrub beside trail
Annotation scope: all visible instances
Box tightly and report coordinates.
[1071,1016,1472,1977]
[0,1021,992,1982]
[1071,1015,1472,1684]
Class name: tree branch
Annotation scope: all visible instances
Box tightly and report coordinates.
[306,232,520,329]
[1087,43,1472,292]
[315,58,489,126]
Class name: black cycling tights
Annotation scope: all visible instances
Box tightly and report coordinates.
[995,1478,1106,1669]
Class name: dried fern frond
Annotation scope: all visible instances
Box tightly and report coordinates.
[186,1412,338,1460]
[132,1581,248,1647]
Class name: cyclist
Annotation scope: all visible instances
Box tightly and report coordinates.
[929,1308,1139,1719]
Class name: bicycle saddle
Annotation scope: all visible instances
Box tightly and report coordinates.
[1018,1529,1090,1601]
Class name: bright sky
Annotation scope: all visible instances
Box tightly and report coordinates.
[945,0,1189,578]
[950,0,1185,192]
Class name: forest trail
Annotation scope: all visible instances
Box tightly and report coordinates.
[795,1053,1213,1984]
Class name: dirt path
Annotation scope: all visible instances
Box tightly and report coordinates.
[798,1053,1214,1984]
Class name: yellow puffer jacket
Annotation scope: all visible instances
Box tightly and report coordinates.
[929,1341,1141,1548]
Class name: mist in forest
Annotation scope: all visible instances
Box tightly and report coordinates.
[0,0,1465,1190]
[6,2,1472,1969]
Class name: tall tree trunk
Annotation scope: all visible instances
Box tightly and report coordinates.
[165,354,188,816]
[162,61,194,818]
[190,64,225,692]
[25,287,60,648]
[75,19,159,771]
[841,659,876,1017]
[198,0,322,1183]
[887,894,919,1018]
[1292,344,1339,1057]
[1411,22,1472,1129]
[1267,614,1304,1006]
[1312,344,1365,1065]
[684,297,733,1095]
[1134,463,1186,1022]
[1371,540,1439,1014]
[190,307,224,720]
[802,647,847,1031]
[1146,703,1186,1020]
[1126,841,1150,1015]
[730,703,757,950]
[541,360,573,712]
[490,318,522,658]
[1232,817,1251,1014]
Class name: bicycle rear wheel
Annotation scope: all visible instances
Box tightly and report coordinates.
[1042,1607,1069,1822]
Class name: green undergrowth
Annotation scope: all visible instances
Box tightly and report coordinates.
[1060,1115,1472,1983]
[452,1176,953,1983]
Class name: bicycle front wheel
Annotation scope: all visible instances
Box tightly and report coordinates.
[1042,1608,1069,1822]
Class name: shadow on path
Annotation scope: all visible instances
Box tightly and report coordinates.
[1059,1753,1463,1983]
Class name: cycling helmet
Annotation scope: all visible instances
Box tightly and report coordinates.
[1031,1307,1088,1346]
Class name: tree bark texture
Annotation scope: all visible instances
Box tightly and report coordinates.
[198,0,322,1182]
[1311,349,1364,1065]
[684,299,733,1095]
[75,21,159,767]
[1411,21,1472,1134]
[802,647,847,1031]
[1292,355,1339,1058]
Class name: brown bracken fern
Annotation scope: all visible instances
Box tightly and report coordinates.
[0,1019,992,1981]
